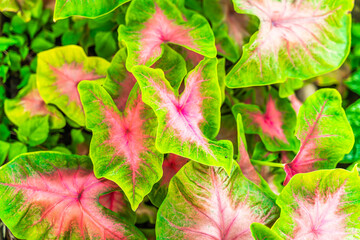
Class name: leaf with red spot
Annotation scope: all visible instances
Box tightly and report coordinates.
[103,46,187,111]
[4,75,65,129]
[284,89,354,184]
[148,154,189,207]
[78,81,163,210]
[156,160,280,239]
[118,0,216,69]
[232,88,298,152]
[37,45,110,126]
[226,0,353,88]
[0,152,146,239]
[132,58,234,173]
[272,169,360,239]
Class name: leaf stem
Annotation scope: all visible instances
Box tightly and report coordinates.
[251,159,285,168]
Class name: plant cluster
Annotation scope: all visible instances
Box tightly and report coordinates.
[0,0,360,239]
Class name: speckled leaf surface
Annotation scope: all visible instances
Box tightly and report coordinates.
[156,161,280,239]
[132,58,233,173]
[79,81,163,211]
[54,0,130,20]
[37,45,110,126]
[251,223,282,240]
[232,89,298,152]
[226,0,353,88]
[0,152,146,240]
[118,0,216,70]
[284,89,354,184]
[5,75,65,129]
[272,169,360,239]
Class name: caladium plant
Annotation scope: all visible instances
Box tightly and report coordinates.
[1,0,360,239]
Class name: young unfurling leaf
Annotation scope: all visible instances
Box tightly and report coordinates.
[132,58,233,173]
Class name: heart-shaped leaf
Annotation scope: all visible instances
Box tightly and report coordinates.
[232,88,298,152]
[156,161,280,239]
[272,169,360,239]
[104,45,187,111]
[79,81,163,211]
[118,0,216,70]
[5,75,65,129]
[132,58,233,173]
[284,89,354,184]
[37,45,110,126]
[226,0,353,88]
[0,152,146,239]
[54,0,130,20]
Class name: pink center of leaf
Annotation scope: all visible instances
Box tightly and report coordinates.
[161,154,188,185]
[51,62,104,107]
[20,89,50,117]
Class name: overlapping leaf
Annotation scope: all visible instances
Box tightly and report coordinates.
[37,45,110,126]
[284,89,354,184]
[118,0,216,70]
[0,0,38,21]
[132,58,233,173]
[54,0,130,20]
[5,75,65,129]
[79,81,163,211]
[226,0,353,88]
[156,161,280,239]
[343,99,360,163]
[273,169,360,239]
[0,152,145,239]
[232,89,298,151]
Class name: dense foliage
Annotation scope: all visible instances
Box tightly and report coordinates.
[0,0,360,239]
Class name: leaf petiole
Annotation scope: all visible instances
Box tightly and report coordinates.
[250,159,285,168]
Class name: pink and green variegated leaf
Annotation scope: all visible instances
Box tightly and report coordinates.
[226,0,353,88]
[232,88,298,152]
[118,0,216,70]
[78,81,163,211]
[0,152,146,240]
[156,161,280,239]
[148,154,189,207]
[284,89,354,184]
[251,223,282,240]
[4,75,65,129]
[272,169,360,239]
[132,58,234,173]
[236,114,261,185]
[37,45,110,126]
[54,0,130,21]
[104,46,187,111]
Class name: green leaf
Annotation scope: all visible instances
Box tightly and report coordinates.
[0,123,10,141]
[30,37,55,53]
[37,45,110,126]
[278,78,304,98]
[0,152,146,239]
[0,141,10,166]
[61,30,82,45]
[284,89,354,184]
[8,141,27,161]
[156,161,280,239]
[10,15,27,34]
[54,0,130,20]
[343,99,360,163]
[226,0,353,88]
[345,70,360,95]
[132,58,233,173]
[15,116,49,147]
[0,0,38,22]
[8,50,21,71]
[79,81,163,210]
[232,88,298,152]
[95,31,118,59]
[272,169,360,239]
[251,223,282,240]
[0,37,18,51]
[118,0,216,69]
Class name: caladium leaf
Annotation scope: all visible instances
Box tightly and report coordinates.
[279,78,304,98]
[5,75,65,129]
[156,161,280,239]
[272,169,360,239]
[343,99,360,163]
[79,81,163,211]
[171,45,205,71]
[0,152,146,239]
[284,89,354,184]
[236,114,261,184]
[104,46,187,111]
[118,0,216,70]
[54,0,130,20]
[132,58,234,173]
[251,223,282,240]
[226,0,353,88]
[148,154,189,207]
[232,89,298,152]
[37,45,110,126]
[0,0,38,22]
[251,142,279,162]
